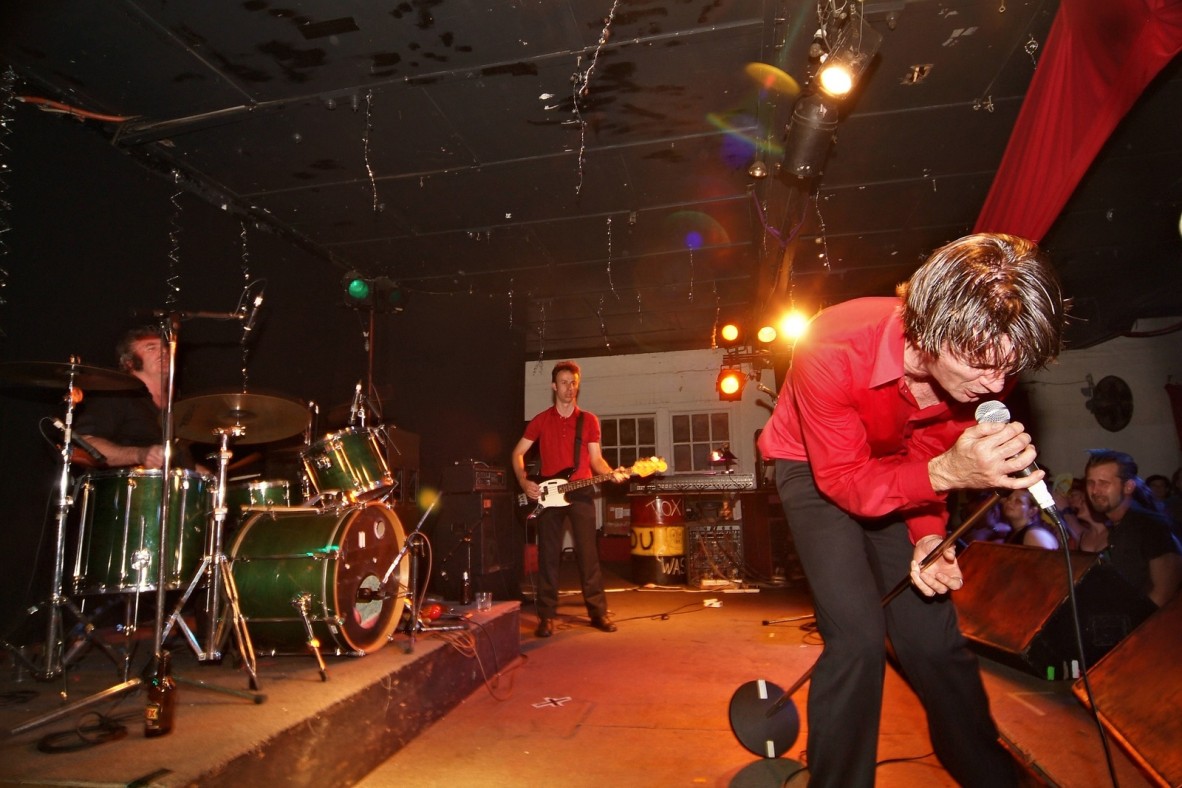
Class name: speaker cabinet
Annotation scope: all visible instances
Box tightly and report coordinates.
[428,492,521,601]
[956,543,1156,679]
[1072,595,1182,787]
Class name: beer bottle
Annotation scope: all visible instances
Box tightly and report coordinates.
[144,649,177,737]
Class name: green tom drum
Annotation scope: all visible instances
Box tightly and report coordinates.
[72,468,212,595]
[300,427,393,503]
[229,502,409,655]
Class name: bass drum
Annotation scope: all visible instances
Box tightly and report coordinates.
[229,502,409,655]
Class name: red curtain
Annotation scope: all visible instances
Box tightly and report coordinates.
[974,0,1182,240]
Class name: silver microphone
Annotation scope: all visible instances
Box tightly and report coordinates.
[348,381,363,424]
[51,418,106,462]
[973,400,1055,511]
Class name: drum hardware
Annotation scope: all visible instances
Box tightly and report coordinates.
[162,426,261,691]
[0,358,142,693]
[292,593,328,681]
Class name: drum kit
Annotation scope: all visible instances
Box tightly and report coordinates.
[0,355,437,709]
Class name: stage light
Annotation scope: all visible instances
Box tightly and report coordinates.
[781,94,840,180]
[814,12,883,100]
[717,368,746,401]
[756,325,778,344]
[719,322,742,346]
[343,271,371,304]
[779,310,811,343]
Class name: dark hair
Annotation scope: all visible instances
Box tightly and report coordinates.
[551,360,581,384]
[897,233,1068,373]
[1085,449,1137,482]
[116,325,162,372]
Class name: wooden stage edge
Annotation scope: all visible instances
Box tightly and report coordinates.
[0,602,521,788]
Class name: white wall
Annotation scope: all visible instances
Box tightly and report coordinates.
[524,319,1182,484]
[1020,318,1182,481]
[522,349,776,475]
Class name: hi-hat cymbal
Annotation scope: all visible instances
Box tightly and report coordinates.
[0,360,143,391]
[173,392,308,445]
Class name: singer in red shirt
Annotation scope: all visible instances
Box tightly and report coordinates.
[757,233,1067,788]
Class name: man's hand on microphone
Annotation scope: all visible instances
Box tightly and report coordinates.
[927,420,1043,493]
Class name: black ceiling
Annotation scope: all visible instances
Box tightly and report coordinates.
[2,0,1180,358]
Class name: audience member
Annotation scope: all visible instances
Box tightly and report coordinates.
[1083,449,1182,607]
[999,489,1058,549]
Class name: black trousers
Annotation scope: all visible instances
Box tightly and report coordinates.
[776,460,1015,788]
[534,496,608,620]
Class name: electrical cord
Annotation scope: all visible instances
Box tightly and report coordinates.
[36,710,133,753]
[1048,508,1120,787]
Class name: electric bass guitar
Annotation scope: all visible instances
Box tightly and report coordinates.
[517,456,667,520]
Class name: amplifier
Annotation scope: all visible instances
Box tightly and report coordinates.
[441,461,508,493]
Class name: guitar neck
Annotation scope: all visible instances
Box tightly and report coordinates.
[558,471,617,494]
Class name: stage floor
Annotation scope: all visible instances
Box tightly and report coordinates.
[0,558,1156,788]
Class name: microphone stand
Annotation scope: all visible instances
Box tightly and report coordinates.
[376,495,464,654]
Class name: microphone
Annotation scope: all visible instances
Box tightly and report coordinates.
[242,291,264,333]
[355,586,390,603]
[756,383,779,403]
[51,418,106,462]
[348,381,363,425]
[973,400,1056,511]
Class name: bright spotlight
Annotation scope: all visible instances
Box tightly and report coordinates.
[720,323,742,346]
[817,60,854,97]
[756,325,778,344]
[717,368,746,401]
[779,311,811,342]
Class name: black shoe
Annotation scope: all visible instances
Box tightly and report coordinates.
[590,615,617,633]
[535,618,554,638]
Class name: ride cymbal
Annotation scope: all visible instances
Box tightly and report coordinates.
[173,392,308,445]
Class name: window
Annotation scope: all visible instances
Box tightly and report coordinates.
[671,411,730,472]
[599,415,656,468]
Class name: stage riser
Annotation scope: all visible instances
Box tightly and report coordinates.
[192,607,519,787]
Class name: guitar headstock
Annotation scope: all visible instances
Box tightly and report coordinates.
[631,456,668,478]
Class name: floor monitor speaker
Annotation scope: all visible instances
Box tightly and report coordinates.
[1072,595,1182,787]
[955,542,1155,679]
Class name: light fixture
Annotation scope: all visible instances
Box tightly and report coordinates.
[781,94,840,179]
[748,159,769,179]
[717,368,746,401]
[710,443,739,473]
[778,310,811,343]
[756,325,778,345]
[343,271,371,305]
[814,12,883,100]
[342,272,406,313]
[719,322,742,347]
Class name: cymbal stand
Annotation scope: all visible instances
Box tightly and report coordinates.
[4,361,146,735]
[1,359,128,688]
[163,426,261,691]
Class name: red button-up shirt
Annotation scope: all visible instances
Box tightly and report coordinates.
[758,298,980,542]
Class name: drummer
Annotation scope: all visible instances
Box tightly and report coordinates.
[74,326,208,473]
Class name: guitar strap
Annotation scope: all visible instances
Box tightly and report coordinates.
[572,411,584,473]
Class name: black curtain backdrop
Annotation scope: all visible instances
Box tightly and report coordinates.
[0,108,524,635]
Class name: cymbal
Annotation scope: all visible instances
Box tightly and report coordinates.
[173,392,308,445]
[0,360,143,391]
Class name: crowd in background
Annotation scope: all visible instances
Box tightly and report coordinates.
[955,453,1182,609]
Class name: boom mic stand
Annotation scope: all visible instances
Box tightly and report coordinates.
[728,491,1001,758]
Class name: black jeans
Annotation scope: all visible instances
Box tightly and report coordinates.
[534,495,608,620]
[776,460,1014,788]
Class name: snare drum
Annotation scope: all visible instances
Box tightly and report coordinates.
[229,502,409,654]
[72,468,212,595]
[301,427,393,502]
[224,479,291,530]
